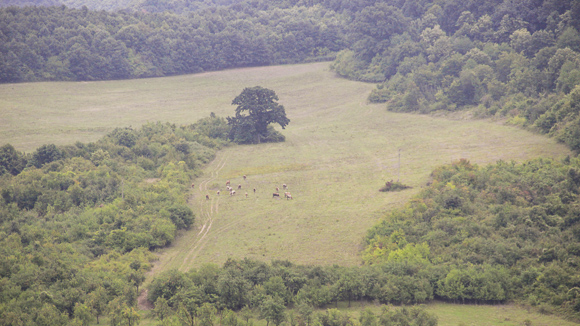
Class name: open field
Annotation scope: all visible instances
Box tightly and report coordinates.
[1,62,574,324]
[135,301,578,326]
[332,301,578,326]
[1,62,571,269]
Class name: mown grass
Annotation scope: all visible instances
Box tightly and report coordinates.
[1,62,574,325]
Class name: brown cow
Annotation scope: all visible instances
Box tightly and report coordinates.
[226,180,230,186]
[238,184,242,190]
[282,184,287,189]
[230,190,236,196]
[286,194,293,200]
[191,183,195,188]
[276,187,279,192]
[245,192,248,198]
[217,190,220,195]
[273,193,280,198]
[243,175,247,180]
[253,188,256,193]
[206,194,210,200]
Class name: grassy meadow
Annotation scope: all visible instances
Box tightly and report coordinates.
[135,301,580,326]
[1,62,574,325]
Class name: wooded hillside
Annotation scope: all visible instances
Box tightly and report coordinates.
[0,117,230,325]
[329,0,580,151]
[0,2,347,83]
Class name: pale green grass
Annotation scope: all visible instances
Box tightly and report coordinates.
[133,301,578,326]
[308,301,579,326]
[334,301,578,326]
[423,302,578,326]
[1,63,574,325]
[1,62,570,269]
[0,64,326,152]
[152,69,570,271]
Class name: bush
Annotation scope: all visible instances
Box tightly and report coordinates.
[379,180,411,192]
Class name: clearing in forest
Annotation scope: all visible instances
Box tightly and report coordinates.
[0,62,570,270]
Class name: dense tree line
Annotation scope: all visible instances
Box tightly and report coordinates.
[147,259,437,326]
[328,0,580,151]
[0,2,347,83]
[0,115,230,325]
[363,158,580,320]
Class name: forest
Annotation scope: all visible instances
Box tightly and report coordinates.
[2,0,580,324]
[2,0,580,150]
[0,116,231,325]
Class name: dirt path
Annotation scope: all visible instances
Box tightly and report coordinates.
[146,152,229,279]
[180,154,228,269]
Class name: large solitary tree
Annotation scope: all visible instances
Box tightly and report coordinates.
[227,86,290,144]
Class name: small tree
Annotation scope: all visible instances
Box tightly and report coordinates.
[227,86,290,144]
[259,296,286,326]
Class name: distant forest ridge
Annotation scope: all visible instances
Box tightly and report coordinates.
[1,0,578,84]
[0,0,350,83]
[3,0,580,152]
[0,0,243,12]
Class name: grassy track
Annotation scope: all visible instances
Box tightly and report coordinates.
[1,63,574,325]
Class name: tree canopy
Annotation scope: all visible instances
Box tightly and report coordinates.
[227,86,290,144]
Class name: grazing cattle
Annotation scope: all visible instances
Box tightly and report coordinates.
[191,183,195,188]
[273,193,280,198]
[286,194,293,200]
[276,187,279,192]
[282,184,287,189]
[226,180,230,186]
[253,188,256,193]
[217,190,220,195]
[243,175,247,180]
[227,186,232,191]
[238,184,242,190]
[206,194,210,200]
[230,190,236,196]
[245,192,248,198]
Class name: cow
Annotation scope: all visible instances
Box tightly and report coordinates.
[227,186,232,191]
[245,192,248,198]
[217,190,220,195]
[282,184,287,189]
[253,188,256,193]
[243,175,247,180]
[230,190,236,196]
[206,194,210,200]
[273,193,280,198]
[226,180,230,186]
[286,194,293,200]
[276,187,279,192]
[191,183,195,188]
[238,184,242,190]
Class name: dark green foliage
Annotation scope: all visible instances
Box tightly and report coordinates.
[109,127,137,148]
[321,0,580,151]
[168,204,195,230]
[0,144,27,176]
[364,157,580,319]
[31,144,64,168]
[0,3,349,83]
[0,116,229,324]
[146,258,439,324]
[227,87,290,144]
